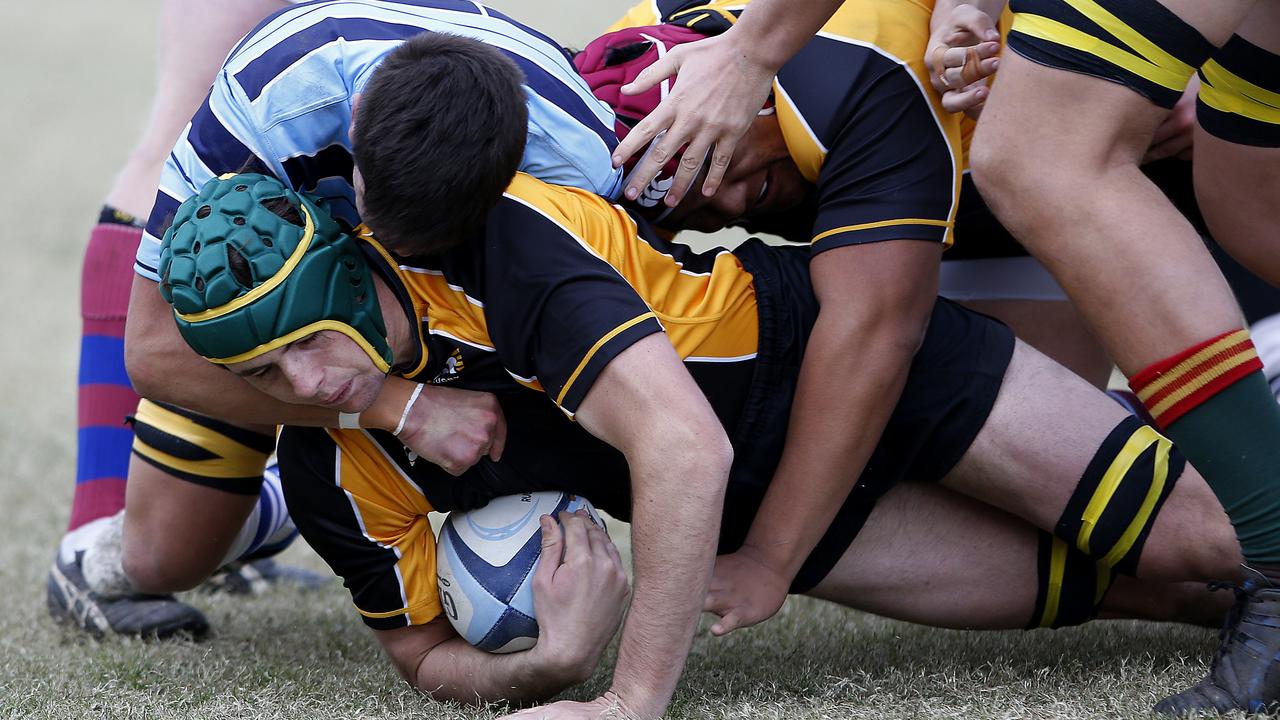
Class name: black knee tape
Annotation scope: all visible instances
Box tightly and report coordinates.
[129,399,274,495]
[1197,36,1280,147]
[1055,416,1185,576]
[1028,532,1115,629]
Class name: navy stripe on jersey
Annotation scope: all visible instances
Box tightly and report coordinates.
[186,95,255,172]
[230,8,617,151]
[233,18,432,100]
[281,143,355,194]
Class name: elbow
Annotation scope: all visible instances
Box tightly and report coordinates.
[124,336,175,404]
[820,299,932,359]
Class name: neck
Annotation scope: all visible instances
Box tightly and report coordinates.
[372,272,414,367]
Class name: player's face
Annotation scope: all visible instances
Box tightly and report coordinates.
[647,113,809,233]
[226,330,385,413]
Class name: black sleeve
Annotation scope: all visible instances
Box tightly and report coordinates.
[776,37,959,255]
[482,198,664,416]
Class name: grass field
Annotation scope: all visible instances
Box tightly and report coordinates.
[0,1,1234,718]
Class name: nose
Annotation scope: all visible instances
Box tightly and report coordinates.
[278,355,324,403]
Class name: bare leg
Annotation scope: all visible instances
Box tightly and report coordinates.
[972,48,1243,374]
[942,341,1242,582]
[807,480,1224,627]
[121,456,258,593]
[106,0,290,218]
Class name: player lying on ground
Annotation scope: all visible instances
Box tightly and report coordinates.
[156,172,1243,719]
[78,0,626,630]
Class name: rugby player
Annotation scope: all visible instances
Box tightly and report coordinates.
[580,3,1117,645]
[77,0,627,636]
[967,1,1280,711]
[158,170,1244,719]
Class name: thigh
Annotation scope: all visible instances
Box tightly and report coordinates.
[941,339,1128,529]
[121,399,273,588]
[806,480,1039,630]
[974,50,1242,371]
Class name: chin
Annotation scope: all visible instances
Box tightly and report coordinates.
[339,377,382,414]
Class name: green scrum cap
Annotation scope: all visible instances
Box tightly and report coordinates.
[157,173,393,373]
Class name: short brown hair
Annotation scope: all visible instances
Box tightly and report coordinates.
[354,32,528,255]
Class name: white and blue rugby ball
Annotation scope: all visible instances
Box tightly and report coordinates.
[436,491,604,653]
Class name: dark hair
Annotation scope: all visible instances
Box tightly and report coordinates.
[354,32,528,255]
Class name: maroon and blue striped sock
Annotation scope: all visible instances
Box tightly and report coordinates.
[68,207,142,532]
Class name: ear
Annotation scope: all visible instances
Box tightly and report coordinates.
[348,93,362,145]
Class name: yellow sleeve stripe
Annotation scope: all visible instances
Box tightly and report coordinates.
[355,598,442,623]
[1011,11,1193,92]
[812,218,952,245]
[1199,60,1280,124]
[1074,424,1161,555]
[556,312,658,408]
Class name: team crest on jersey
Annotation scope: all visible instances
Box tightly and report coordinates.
[432,348,466,384]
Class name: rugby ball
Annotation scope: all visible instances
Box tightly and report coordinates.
[436,492,604,653]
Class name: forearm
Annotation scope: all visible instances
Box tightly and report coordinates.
[729,0,844,70]
[742,310,922,577]
[611,447,730,717]
[411,635,583,705]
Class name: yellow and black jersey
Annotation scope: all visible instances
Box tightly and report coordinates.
[609,0,964,252]
[365,172,762,417]
[275,174,1018,629]
[279,173,809,629]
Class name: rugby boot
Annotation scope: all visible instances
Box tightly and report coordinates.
[46,551,210,640]
[201,558,329,596]
[1155,567,1280,715]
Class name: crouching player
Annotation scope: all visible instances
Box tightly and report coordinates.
[157,173,1242,717]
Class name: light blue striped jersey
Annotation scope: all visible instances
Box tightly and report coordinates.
[136,0,622,281]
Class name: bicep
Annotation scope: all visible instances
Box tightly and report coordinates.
[809,240,943,312]
[574,333,723,457]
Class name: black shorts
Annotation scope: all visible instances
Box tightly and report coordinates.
[728,239,1016,593]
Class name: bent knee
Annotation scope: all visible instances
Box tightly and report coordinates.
[122,539,218,594]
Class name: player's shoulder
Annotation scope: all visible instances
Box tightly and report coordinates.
[492,173,620,241]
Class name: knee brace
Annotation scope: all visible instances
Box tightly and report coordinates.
[1028,532,1115,629]
[129,399,274,495]
[1198,36,1280,147]
[1055,416,1185,576]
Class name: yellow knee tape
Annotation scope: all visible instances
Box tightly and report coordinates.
[1029,533,1116,629]
[1055,416,1185,576]
[1198,36,1280,147]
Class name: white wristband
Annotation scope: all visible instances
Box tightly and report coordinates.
[338,412,361,429]
[392,384,426,437]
